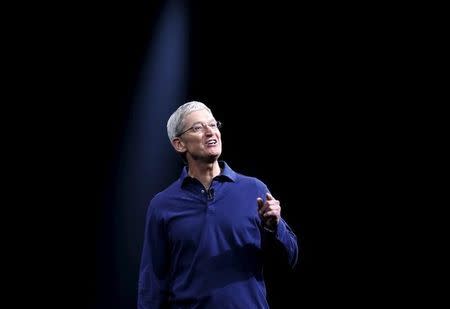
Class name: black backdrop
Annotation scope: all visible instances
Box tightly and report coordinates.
[17,1,399,308]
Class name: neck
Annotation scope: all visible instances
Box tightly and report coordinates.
[187,160,221,189]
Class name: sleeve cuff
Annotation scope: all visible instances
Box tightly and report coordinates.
[263,220,287,236]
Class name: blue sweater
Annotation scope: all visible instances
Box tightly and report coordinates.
[138,161,298,308]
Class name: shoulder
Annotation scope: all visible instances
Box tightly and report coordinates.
[234,171,269,192]
[146,180,181,215]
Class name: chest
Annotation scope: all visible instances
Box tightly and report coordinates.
[165,190,260,250]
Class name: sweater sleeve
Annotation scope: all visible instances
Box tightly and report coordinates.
[137,198,170,309]
[263,218,299,268]
[254,178,299,269]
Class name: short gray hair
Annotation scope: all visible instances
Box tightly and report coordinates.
[167,101,212,141]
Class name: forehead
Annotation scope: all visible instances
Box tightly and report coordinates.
[184,109,214,124]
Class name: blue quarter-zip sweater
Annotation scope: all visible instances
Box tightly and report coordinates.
[138,161,298,308]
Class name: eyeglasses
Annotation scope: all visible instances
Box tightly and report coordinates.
[177,121,222,137]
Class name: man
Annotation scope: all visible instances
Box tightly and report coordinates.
[138,101,298,308]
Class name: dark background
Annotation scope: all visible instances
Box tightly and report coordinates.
[15,1,404,308]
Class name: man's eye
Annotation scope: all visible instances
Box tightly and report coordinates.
[209,123,217,128]
[192,125,202,132]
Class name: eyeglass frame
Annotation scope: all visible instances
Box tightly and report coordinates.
[176,120,222,137]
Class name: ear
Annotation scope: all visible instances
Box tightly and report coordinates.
[171,137,187,154]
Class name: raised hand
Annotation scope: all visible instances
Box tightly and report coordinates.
[257,192,281,230]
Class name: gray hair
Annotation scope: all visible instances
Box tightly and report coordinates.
[167,101,212,141]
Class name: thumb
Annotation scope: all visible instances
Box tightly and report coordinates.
[266,192,274,200]
[257,197,264,209]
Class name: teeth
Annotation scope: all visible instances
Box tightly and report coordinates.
[207,140,216,145]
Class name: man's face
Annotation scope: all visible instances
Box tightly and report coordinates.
[175,109,222,163]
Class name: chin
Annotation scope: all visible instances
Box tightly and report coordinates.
[205,152,221,163]
[201,156,216,164]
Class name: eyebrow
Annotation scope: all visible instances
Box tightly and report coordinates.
[190,119,215,126]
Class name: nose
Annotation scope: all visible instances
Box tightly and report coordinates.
[203,124,214,134]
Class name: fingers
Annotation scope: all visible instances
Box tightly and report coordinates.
[257,193,280,216]
[257,197,264,210]
[257,193,281,227]
[263,209,280,218]
[258,193,274,211]
[257,197,270,214]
